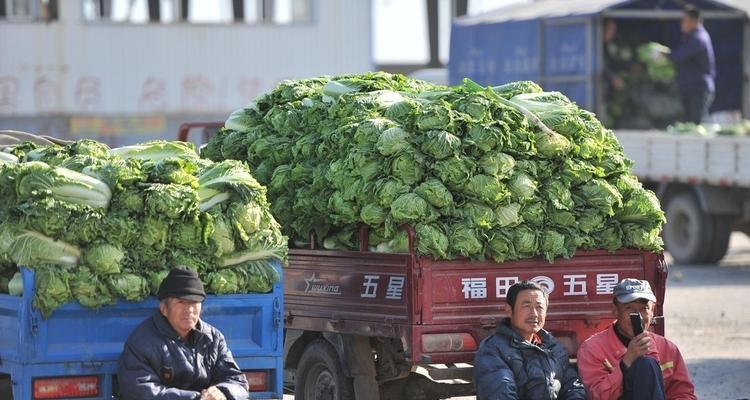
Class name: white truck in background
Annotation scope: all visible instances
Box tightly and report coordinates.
[615,131,750,264]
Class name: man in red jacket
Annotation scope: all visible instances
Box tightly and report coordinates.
[577,279,696,400]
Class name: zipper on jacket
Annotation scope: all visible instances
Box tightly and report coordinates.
[192,345,199,383]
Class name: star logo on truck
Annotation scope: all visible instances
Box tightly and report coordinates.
[304,273,341,295]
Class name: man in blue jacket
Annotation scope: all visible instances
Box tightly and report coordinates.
[118,267,249,400]
[669,5,715,124]
[474,281,586,400]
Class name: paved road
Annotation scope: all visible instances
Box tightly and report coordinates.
[663,233,750,400]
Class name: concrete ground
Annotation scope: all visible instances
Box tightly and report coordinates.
[663,232,750,400]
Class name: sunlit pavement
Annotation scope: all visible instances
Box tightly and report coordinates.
[662,233,750,399]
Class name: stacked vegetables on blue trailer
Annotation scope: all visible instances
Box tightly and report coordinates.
[0,140,287,317]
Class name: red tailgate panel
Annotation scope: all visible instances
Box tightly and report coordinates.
[285,249,417,335]
[413,250,665,361]
[284,248,665,363]
[422,249,661,324]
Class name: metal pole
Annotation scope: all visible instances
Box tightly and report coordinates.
[427,0,440,67]
[180,0,189,21]
[148,0,160,22]
[232,0,244,22]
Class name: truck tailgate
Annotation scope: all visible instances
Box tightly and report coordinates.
[285,248,665,363]
[0,268,283,366]
[616,130,750,187]
[285,249,415,337]
[420,250,665,356]
[422,249,664,324]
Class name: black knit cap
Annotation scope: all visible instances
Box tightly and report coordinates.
[157,267,206,302]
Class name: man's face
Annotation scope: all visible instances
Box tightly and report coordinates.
[604,20,617,42]
[614,299,655,337]
[681,16,698,34]
[509,289,547,337]
[160,297,202,337]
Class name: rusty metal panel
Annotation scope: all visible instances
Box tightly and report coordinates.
[284,249,415,331]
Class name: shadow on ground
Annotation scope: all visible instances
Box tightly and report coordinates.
[688,358,750,399]
[666,265,750,287]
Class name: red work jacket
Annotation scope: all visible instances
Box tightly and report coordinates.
[577,324,696,400]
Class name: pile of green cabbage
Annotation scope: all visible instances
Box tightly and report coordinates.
[667,121,750,137]
[0,140,286,317]
[202,72,665,263]
[637,42,675,84]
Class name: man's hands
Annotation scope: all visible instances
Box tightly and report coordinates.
[622,332,652,368]
[201,386,227,400]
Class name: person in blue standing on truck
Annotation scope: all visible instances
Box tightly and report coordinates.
[668,5,716,124]
[473,281,586,400]
[118,267,250,400]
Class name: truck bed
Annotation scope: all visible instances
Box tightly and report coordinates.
[0,267,284,399]
[615,130,750,187]
[285,248,666,364]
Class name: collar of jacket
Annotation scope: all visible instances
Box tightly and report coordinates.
[152,310,208,343]
[495,317,555,350]
[686,25,707,38]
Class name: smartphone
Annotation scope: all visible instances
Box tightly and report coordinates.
[629,313,644,336]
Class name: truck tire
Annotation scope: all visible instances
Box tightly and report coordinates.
[295,339,355,400]
[703,216,732,264]
[663,192,712,264]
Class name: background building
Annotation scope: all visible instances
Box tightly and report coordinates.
[0,0,371,144]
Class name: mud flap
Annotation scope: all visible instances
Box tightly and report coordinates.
[341,335,380,400]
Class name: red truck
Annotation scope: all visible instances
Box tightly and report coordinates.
[179,123,668,400]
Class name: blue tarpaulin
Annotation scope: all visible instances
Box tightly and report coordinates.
[449,0,747,113]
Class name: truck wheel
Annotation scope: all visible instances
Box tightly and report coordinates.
[663,192,712,264]
[295,339,354,400]
[703,216,732,264]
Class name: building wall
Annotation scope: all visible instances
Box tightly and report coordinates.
[0,1,371,143]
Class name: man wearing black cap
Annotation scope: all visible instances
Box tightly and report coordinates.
[118,267,249,400]
[577,278,696,400]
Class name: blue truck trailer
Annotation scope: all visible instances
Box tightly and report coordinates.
[0,267,284,400]
[448,0,747,118]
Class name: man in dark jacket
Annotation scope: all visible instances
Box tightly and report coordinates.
[118,267,249,400]
[668,5,715,124]
[474,281,586,400]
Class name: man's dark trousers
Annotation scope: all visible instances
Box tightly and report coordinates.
[681,86,714,124]
[621,356,666,400]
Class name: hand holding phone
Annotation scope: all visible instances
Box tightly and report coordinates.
[629,312,644,336]
[623,312,651,367]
